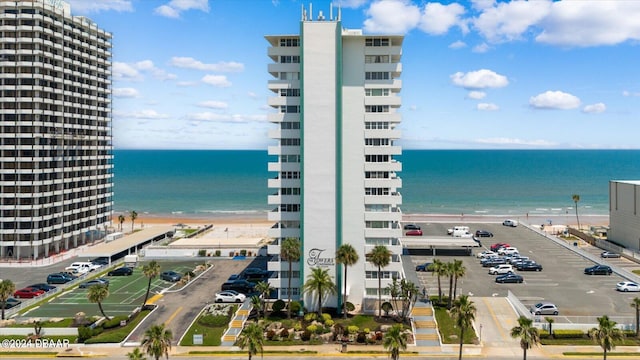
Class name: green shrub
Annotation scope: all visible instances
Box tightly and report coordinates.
[552,330,585,339]
[364,328,370,334]
[198,314,229,327]
[306,324,318,333]
[240,249,247,256]
[325,319,334,327]
[346,325,359,335]
[381,302,393,315]
[539,330,551,339]
[215,250,221,257]
[321,313,332,323]
[293,322,303,331]
[198,249,206,257]
[102,316,128,329]
[304,313,317,322]
[289,301,302,314]
[272,300,286,313]
[345,302,355,312]
[78,326,102,343]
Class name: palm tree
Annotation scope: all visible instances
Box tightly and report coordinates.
[450,295,477,360]
[430,259,446,303]
[130,210,138,232]
[237,322,264,360]
[545,317,555,339]
[118,214,126,232]
[250,295,263,319]
[572,194,581,230]
[141,323,172,360]
[0,279,16,320]
[631,297,640,338]
[87,284,111,320]
[452,259,466,300]
[588,315,623,360]
[280,237,301,319]
[367,245,391,317]
[336,243,359,318]
[446,261,455,309]
[302,267,336,316]
[510,316,540,360]
[254,281,272,318]
[127,347,147,360]
[142,260,161,307]
[383,324,407,360]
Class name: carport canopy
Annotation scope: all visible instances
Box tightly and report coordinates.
[401,236,481,249]
[81,225,175,259]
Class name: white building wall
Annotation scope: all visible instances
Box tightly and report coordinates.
[609,181,640,251]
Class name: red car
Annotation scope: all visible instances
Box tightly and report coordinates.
[13,287,46,299]
[490,243,511,252]
[406,229,423,236]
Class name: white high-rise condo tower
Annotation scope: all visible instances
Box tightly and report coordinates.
[0,0,113,260]
[266,4,404,313]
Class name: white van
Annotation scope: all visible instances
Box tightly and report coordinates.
[447,226,470,235]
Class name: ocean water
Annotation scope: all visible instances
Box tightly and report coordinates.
[113,150,640,218]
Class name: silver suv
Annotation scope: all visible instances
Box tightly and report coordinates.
[530,302,559,315]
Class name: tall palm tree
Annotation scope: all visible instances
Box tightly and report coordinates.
[254,281,272,318]
[367,245,391,317]
[446,261,455,309]
[383,324,407,360]
[250,295,263,319]
[0,279,16,320]
[544,317,555,339]
[336,243,359,318]
[510,316,540,360]
[430,259,446,303]
[142,260,161,307]
[450,295,477,360]
[141,323,172,360]
[631,297,640,338]
[127,347,147,360]
[280,237,301,319]
[130,210,138,232]
[237,322,264,360]
[572,194,581,230]
[118,214,126,232]
[588,315,623,360]
[87,284,111,320]
[302,267,336,316]
[452,259,466,300]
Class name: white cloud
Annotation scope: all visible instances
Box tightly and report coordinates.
[170,57,244,72]
[471,0,496,11]
[473,0,552,43]
[363,0,421,33]
[201,75,232,87]
[536,1,640,47]
[477,103,499,111]
[472,43,490,53]
[583,103,606,114]
[113,62,140,81]
[177,81,199,87]
[529,90,581,110]
[450,69,509,89]
[113,88,139,98]
[476,137,557,147]
[198,100,228,109]
[418,2,466,35]
[154,0,209,18]
[113,61,176,81]
[449,40,467,49]
[119,109,171,119]
[623,91,640,97]
[187,112,266,123]
[467,91,486,100]
[66,0,133,13]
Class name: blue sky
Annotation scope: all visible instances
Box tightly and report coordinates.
[69,0,640,150]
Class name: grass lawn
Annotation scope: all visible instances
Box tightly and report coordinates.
[434,306,477,344]
[181,322,225,346]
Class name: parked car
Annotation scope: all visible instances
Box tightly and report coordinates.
[497,247,519,255]
[517,262,543,271]
[616,281,640,292]
[601,251,621,258]
[489,264,514,275]
[227,274,241,281]
[108,267,133,276]
[403,224,421,230]
[242,268,269,281]
[584,264,612,275]
[476,251,497,259]
[46,273,75,284]
[0,297,21,309]
[215,290,247,303]
[90,257,110,266]
[415,262,433,272]
[13,287,45,299]
[221,279,256,294]
[160,271,182,282]
[530,302,559,315]
[405,229,423,236]
[495,273,524,283]
[508,256,529,265]
[79,278,110,289]
[490,243,511,252]
[28,283,57,292]
[475,230,494,237]
[502,219,518,227]
[482,257,507,267]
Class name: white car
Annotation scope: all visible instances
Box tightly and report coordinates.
[503,219,518,227]
[215,290,247,303]
[476,251,497,259]
[489,264,514,275]
[616,281,640,292]
[498,247,519,255]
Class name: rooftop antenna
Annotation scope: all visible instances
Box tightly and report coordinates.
[301,4,305,21]
[330,2,333,20]
[338,5,341,21]
[318,10,324,21]
[310,3,313,22]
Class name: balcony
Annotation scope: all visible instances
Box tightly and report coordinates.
[363,192,402,206]
[267,193,301,205]
[268,209,300,222]
[364,145,402,156]
[364,161,402,172]
[267,226,300,240]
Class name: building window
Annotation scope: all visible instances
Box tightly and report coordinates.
[365,37,390,47]
[365,105,389,113]
[280,188,300,195]
[280,204,300,212]
[365,122,390,130]
[365,271,399,279]
[280,55,300,63]
[281,138,300,146]
[365,204,390,212]
[280,38,300,47]
[365,88,390,96]
[365,72,390,80]
[365,221,390,229]
[280,89,300,97]
[280,105,300,113]
[280,271,300,279]
[280,121,300,129]
[365,188,390,196]
[365,55,390,63]
[365,155,390,162]
[279,72,300,80]
[365,237,397,246]
[365,138,390,146]
[281,287,300,296]
[280,155,300,163]
[280,171,300,179]
[365,171,389,179]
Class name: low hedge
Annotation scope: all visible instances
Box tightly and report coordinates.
[551,329,585,339]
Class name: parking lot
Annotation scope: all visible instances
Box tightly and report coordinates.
[410,221,640,323]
